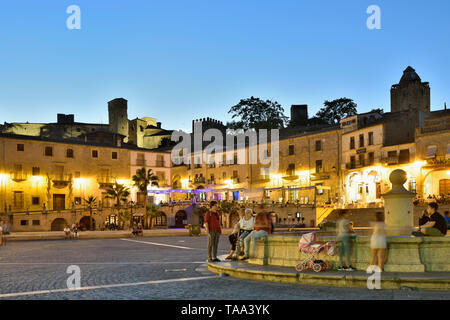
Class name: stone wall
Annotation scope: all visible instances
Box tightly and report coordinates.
[247,234,450,272]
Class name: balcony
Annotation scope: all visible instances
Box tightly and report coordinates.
[193,177,206,185]
[155,161,165,167]
[97,176,114,189]
[135,159,146,166]
[381,156,399,165]
[282,174,299,181]
[425,156,450,168]
[52,173,72,188]
[11,171,28,182]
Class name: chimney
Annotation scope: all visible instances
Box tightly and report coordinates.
[156,122,161,129]
[290,105,308,126]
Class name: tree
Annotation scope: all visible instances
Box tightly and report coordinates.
[369,108,384,114]
[315,98,357,125]
[216,201,240,228]
[228,96,289,130]
[132,168,159,208]
[84,196,97,231]
[145,204,161,229]
[105,182,130,211]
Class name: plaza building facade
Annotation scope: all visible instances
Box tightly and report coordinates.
[169,66,450,227]
[0,132,173,231]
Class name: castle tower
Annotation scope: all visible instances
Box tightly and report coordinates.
[108,98,129,140]
[390,66,430,113]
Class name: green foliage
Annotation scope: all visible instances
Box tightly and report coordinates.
[119,210,131,222]
[228,96,289,130]
[315,98,357,125]
[369,108,384,114]
[84,196,97,210]
[105,182,130,208]
[132,168,159,193]
[216,201,240,215]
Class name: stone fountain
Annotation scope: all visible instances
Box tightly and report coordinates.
[382,169,415,236]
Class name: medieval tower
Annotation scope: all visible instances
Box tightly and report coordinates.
[390,66,430,113]
[108,98,129,141]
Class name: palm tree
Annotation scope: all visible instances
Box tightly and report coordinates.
[132,168,159,208]
[84,196,97,230]
[145,203,161,229]
[105,182,130,227]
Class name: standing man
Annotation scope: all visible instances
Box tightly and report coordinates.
[204,201,221,262]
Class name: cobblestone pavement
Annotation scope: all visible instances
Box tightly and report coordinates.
[0,236,449,300]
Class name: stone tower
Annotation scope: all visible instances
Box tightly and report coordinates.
[108,98,129,140]
[390,66,430,113]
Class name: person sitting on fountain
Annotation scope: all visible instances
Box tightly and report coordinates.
[412,202,447,237]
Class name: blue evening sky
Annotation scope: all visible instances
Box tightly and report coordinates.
[0,0,449,131]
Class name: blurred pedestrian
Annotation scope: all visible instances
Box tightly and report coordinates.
[370,212,387,271]
[336,211,356,271]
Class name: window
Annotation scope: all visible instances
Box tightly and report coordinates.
[66,148,74,158]
[45,146,53,156]
[359,134,364,148]
[426,145,437,158]
[399,149,410,164]
[74,197,82,205]
[17,144,24,151]
[14,191,24,209]
[315,140,322,151]
[32,220,40,226]
[288,145,295,155]
[287,163,295,176]
[350,156,356,168]
[92,150,98,158]
[315,160,323,173]
[32,197,40,205]
[74,171,80,178]
[233,170,238,179]
[368,132,374,145]
[446,143,450,159]
[316,183,324,195]
[20,220,28,226]
[223,172,226,179]
[359,154,365,166]
[368,152,375,165]
[112,152,118,160]
[350,137,355,150]
[32,167,40,176]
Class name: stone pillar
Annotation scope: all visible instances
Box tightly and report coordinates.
[382,169,415,236]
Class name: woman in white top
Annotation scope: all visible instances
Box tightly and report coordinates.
[233,208,254,259]
[370,212,387,271]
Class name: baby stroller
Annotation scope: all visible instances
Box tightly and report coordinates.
[295,232,336,273]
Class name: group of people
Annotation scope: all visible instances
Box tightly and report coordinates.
[132,223,143,237]
[63,223,80,239]
[0,220,8,246]
[203,201,273,262]
[335,202,449,272]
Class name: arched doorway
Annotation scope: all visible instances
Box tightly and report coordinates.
[175,210,187,227]
[79,216,95,231]
[51,218,68,231]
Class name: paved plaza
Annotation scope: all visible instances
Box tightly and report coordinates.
[0,236,449,300]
